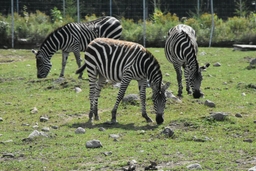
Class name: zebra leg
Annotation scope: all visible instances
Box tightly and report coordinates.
[184,64,192,94]
[93,74,106,120]
[60,51,69,77]
[88,70,98,122]
[138,80,153,123]
[174,65,183,97]
[111,75,132,123]
[73,51,83,79]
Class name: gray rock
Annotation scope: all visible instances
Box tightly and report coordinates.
[75,127,86,134]
[109,134,120,139]
[0,117,3,121]
[165,90,182,103]
[210,112,228,121]
[213,62,221,67]
[2,153,15,158]
[204,100,216,108]
[51,125,58,129]
[28,130,48,139]
[161,127,174,137]
[41,127,50,132]
[98,127,106,131]
[248,166,256,171]
[186,163,202,170]
[103,151,112,156]
[75,87,82,93]
[243,139,253,143]
[250,58,256,65]
[235,113,242,118]
[86,139,102,148]
[254,120,256,124]
[40,116,49,122]
[122,94,139,104]
[113,82,121,88]
[30,107,38,114]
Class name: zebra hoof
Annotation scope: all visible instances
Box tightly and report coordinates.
[104,120,118,125]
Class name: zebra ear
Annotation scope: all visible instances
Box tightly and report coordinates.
[31,49,38,55]
[200,63,210,70]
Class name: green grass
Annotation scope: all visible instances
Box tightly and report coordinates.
[0,48,256,170]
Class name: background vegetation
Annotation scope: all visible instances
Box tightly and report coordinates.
[0,47,255,170]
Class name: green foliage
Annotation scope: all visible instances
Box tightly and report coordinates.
[51,7,63,23]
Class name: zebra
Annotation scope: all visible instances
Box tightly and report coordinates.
[164,24,210,98]
[32,16,122,79]
[76,38,170,125]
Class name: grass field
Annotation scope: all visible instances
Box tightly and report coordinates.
[0,47,256,170]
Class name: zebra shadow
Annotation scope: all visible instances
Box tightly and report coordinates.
[70,121,159,131]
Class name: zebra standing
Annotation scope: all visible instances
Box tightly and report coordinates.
[76,38,170,125]
[32,16,122,79]
[164,24,209,98]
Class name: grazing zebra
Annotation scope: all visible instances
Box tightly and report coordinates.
[32,16,122,79]
[164,24,210,98]
[76,38,170,125]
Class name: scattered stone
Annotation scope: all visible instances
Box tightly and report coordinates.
[0,117,3,121]
[213,62,221,67]
[21,123,30,126]
[0,134,2,137]
[5,102,12,105]
[26,130,48,140]
[109,134,120,139]
[40,116,49,122]
[123,160,137,171]
[102,151,112,156]
[186,163,202,170]
[122,94,139,105]
[98,127,106,131]
[210,112,228,121]
[137,130,146,135]
[30,107,38,114]
[250,58,256,65]
[51,125,58,129]
[161,127,174,137]
[243,139,253,143]
[86,139,102,148]
[165,90,182,103]
[235,113,242,118]
[193,136,212,142]
[242,92,246,96]
[204,100,216,108]
[41,127,50,132]
[75,127,86,134]
[254,120,256,124]
[75,87,82,93]
[145,161,157,170]
[0,139,13,144]
[32,124,39,129]
[165,73,170,76]
[2,153,15,158]
[247,83,256,89]
[248,166,256,171]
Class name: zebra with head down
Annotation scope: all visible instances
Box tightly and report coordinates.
[32,16,122,79]
[165,24,210,98]
[76,38,170,125]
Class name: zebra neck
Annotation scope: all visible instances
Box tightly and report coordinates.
[40,45,56,60]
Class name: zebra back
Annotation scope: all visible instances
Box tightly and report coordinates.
[78,38,163,90]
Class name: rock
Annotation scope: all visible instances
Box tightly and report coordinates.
[75,127,86,134]
[102,151,112,156]
[40,116,49,122]
[75,87,82,93]
[204,100,216,108]
[165,90,182,103]
[254,120,256,124]
[161,127,174,137]
[213,62,221,67]
[235,113,242,118]
[86,139,102,148]
[122,94,139,105]
[2,153,15,158]
[210,112,228,121]
[243,139,253,143]
[109,134,120,139]
[145,161,157,170]
[27,130,48,140]
[51,125,58,129]
[0,117,3,121]
[98,127,106,131]
[248,166,256,171]
[186,163,202,170]
[30,107,38,114]
[250,58,256,65]
[41,127,50,132]
[241,92,246,96]
[113,82,121,88]
[165,73,170,76]
[137,130,146,135]
[0,139,13,144]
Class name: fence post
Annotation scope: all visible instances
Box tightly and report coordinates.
[63,0,65,17]
[77,0,80,22]
[143,0,146,47]
[209,0,214,47]
[11,0,14,48]
[110,0,112,16]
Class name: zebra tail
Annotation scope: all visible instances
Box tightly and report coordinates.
[76,63,86,74]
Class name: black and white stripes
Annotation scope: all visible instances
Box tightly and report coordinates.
[32,16,122,78]
[76,38,170,124]
[165,24,209,98]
